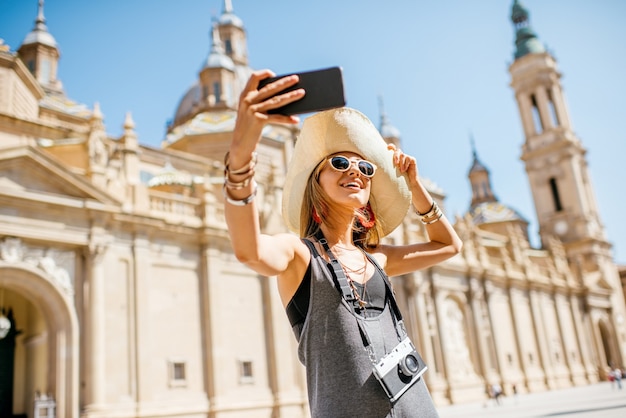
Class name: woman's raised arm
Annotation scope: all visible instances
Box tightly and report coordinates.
[378,144,463,277]
[224,70,306,277]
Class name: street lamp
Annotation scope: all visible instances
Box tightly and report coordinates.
[0,288,10,339]
[0,314,10,339]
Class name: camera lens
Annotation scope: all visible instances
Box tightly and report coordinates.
[400,354,419,376]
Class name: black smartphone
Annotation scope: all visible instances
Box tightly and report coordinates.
[257,66,346,115]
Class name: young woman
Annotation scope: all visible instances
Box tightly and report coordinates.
[224,70,462,417]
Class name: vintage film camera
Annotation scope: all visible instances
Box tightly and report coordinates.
[372,337,427,402]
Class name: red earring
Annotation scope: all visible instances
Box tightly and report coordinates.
[312,207,322,224]
[359,203,376,229]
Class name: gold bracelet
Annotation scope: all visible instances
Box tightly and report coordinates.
[224,151,258,176]
[224,168,256,190]
[223,183,257,206]
[423,211,443,225]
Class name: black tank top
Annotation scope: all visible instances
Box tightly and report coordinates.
[286,247,387,327]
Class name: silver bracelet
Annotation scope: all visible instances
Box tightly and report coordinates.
[223,184,257,206]
[416,201,443,224]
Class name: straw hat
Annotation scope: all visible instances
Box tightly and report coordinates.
[282,107,411,237]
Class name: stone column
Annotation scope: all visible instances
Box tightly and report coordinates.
[507,286,527,385]
[483,281,504,380]
[550,84,572,128]
[529,289,553,387]
[132,234,152,404]
[516,93,535,137]
[469,277,489,377]
[84,244,107,408]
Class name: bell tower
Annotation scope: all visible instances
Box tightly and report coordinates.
[199,23,236,109]
[218,0,248,66]
[508,0,626,346]
[509,1,607,250]
[17,0,63,94]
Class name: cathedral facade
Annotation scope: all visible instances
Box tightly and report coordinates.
[0,1,624,417]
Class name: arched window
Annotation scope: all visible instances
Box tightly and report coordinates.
[530,94,543,133]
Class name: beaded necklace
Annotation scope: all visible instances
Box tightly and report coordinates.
[332,246,370,308]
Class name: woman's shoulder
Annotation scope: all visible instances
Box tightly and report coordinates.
[271,232,310,251]
[362,244,388,269]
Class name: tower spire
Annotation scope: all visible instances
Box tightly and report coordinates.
[203,22,234,71]
[37,0,45,26]
[224,0,234,14]
[377,95,401,143]
[22,0,57,48]
[467,135,497,208]
[510,0,546,58]
[18,0,62,92]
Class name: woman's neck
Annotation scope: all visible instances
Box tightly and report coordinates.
[320,224,355,248]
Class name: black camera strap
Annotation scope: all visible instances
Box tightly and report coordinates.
[315,230,409,362]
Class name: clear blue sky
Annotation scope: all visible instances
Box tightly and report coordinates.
[1,0,625,264]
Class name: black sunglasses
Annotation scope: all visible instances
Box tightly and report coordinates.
[328,155,377,178]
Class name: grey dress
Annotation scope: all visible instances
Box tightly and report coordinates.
[290,239,439,418]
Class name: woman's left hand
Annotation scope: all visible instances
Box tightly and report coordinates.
[388,143,419,184]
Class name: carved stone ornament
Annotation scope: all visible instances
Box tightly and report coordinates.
[0,237,24,263]
[39,256,73,294]
[0,237,74,295]
[442,298,475,377]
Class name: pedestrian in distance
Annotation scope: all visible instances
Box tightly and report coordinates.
[491,383,504,405]
[614,367,623,390]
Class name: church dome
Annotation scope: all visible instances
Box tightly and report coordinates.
[173,82,202,124]
[219,0,244,28]
[514,27,546,58]
[21,4,57,48]
[219,12,244,28]
[22,28,56,47]
[204,49,235,71]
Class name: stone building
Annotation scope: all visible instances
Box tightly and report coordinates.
[0,1,624,417]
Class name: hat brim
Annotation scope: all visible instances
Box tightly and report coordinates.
[282,107,411,237]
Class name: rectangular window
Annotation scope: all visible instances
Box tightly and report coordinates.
[40,59,51,84]
[168,359,187,387]
[213,82,222,103]
[549,177,563,212]
[239,359,254,384]
[224,39,233,55]
[481,181,489,198]
[173,363,185,380]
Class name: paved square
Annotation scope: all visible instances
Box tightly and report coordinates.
[438,382,626,418]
